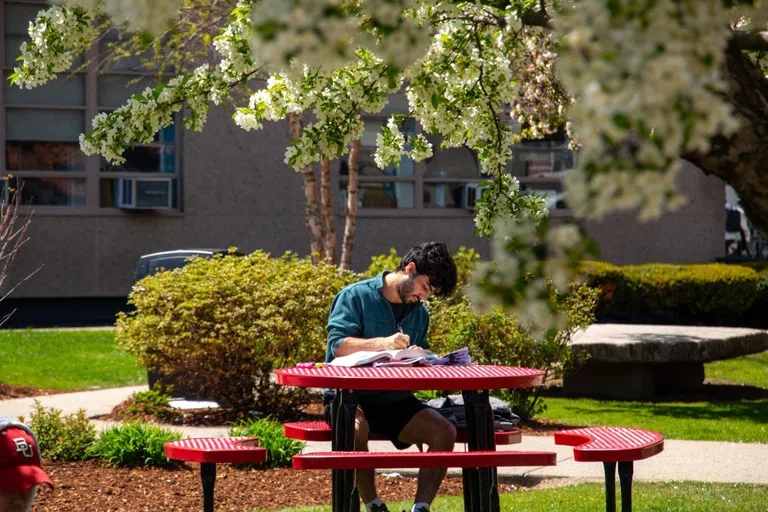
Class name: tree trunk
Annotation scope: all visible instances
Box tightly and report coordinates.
[340,139,361,270]
[683,45,768,237]
[320,158,337,264]
[286,113,324,262]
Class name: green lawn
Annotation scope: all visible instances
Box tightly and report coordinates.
[537,350,768,443]
[539,396,767,443]
[262,482,768,512]
[0,329,145,390]
[706,350,768,389]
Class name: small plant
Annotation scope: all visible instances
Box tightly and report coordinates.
[21,401,96,461]
[88,423,182,467]
[118,388,176,422]
[227,417,304,469]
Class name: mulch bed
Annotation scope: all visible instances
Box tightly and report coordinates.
[33,459,534,512]
[0,382,65,400]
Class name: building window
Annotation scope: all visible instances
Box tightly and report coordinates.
[1,0,181,211]
[509,128,576,211]
[339,115,483,213]
[337,110,577,216]
[339,118,416,209]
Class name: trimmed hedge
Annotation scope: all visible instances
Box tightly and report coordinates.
[581,261,768,327]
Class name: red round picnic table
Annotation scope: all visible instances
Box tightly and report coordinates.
[275,365,545,512]
[274,364,545,390]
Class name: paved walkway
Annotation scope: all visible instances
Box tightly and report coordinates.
[2,384,766,485]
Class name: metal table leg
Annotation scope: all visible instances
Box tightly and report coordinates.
[618,461,634,512]
[602,462,616,512]
[331,389,360,512]
[462,390,498,512]
[200,462,216,512]
[602,461,633,512]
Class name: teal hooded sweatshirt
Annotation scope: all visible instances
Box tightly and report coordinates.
[325,272,430,405]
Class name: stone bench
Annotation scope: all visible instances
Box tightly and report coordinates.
[564,324,768,400]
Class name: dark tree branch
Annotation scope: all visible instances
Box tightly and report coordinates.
[520,9,552,30]
[731,30,768,52]
[683,44,768,237]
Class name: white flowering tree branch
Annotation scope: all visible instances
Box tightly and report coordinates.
[12,0,768,337]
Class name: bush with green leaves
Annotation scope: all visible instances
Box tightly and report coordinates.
[581,261,763,326]
[116,388,175,422]
[21,401,96,461]
[428,283,598,419]
[87,423,182,467]
[227,417,304,469]
[116,250,358,415]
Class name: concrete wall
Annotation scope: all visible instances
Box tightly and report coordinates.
[584,160,725,265]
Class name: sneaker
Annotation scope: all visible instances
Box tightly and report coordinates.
[412,507,430,512]
[369,504,390,512]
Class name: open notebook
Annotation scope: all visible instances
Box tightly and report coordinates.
[329,348,435,367]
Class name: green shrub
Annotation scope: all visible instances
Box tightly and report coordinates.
[116,389,176,422]
[88,423,182,467]
[365,248,401,277]
[428,282,598,419]
[227,417,304,468]
[742,268,768,328]
[116,251,358,415]
[21,401,96,461]
[581,261,762,325]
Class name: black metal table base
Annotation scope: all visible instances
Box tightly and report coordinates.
[330,390,361,512]
[329,389,500,512]
[461,390,499,512]
[201,462,216,512]
[603,461,634,512]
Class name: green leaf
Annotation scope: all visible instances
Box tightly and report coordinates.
[612,113,631,130]
[431,93,448,108]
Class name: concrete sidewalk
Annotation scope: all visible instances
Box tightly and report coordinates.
[2,385,766,485]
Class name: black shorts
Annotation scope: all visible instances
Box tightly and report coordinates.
[323,393,428,450]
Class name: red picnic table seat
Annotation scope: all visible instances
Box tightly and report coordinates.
[293,450,556,470]
[284,420,522,445]
[554,427,664,512]
[164,437,267,512]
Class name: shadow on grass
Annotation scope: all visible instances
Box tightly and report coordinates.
[554,400,767,425]
[541,382,768,402]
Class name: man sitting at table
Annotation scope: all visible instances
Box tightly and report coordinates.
[324,241,458,512]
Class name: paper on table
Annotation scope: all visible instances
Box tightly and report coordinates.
[329,348,435,367]
[428,347,471,366]
[373,357,432,367]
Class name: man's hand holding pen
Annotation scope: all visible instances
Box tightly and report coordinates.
[385,331,410,350]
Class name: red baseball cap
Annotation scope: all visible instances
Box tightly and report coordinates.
[0,424,53,493]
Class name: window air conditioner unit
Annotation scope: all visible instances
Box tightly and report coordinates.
[462,183,489,209]
[117,178,173,209]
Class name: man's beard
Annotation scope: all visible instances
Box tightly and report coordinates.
[397,275,419,304]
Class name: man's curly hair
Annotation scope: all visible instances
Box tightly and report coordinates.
[396,242,457,297]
